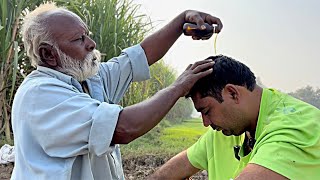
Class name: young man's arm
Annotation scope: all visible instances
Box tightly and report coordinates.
[235,164,288,180]
[148,150,200,180]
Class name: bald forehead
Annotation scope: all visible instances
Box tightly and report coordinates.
[44,10,87,29]
[43,9,80,20]
[41,10,88,42]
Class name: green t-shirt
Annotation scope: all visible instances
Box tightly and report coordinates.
[187,129,244,180]
[188,88,320,179]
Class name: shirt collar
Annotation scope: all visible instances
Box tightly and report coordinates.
[36,66,85,92]
[37,66,73,84]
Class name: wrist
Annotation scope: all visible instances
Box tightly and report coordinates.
[167,84,185,98]
[175,11,187,32]
[182,10,189,22]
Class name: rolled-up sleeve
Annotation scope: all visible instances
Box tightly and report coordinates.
[89,102,122,155]
[98,44,150,103]
[121,44,150,82]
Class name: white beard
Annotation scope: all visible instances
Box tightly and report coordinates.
[55,48,101,82]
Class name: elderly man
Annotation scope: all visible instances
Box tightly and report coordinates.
[11,2,222,180]
[150,55,320,180]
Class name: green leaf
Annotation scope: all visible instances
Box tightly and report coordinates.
[9,41,18,103]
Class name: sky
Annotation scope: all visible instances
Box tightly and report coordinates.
[133,0,320,93]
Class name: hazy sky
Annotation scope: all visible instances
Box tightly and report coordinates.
[133,0,320,92]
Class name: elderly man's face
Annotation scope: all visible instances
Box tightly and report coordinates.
[48,12,96,61]
[46,11,101,81]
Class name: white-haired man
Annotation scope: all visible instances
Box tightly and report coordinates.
[11,2,222,180]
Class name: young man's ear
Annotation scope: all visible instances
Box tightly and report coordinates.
[224,84,240,103]
[38,43,58,67]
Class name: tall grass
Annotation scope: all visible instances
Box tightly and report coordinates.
[58,0,151,61]
[0,0,42,145]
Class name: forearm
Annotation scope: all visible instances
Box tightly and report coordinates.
[141,11,186,65]
[148,150,200,179]
[112,85,182,144]
[111,59,215,144]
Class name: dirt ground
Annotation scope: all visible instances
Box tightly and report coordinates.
[0,155,208,179]
[123,155,208,179]
[0,163,13,180]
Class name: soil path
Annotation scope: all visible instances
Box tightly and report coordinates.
[0,155,208,179]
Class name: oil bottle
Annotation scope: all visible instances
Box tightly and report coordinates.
[183,23,215,38]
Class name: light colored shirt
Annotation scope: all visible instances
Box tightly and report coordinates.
[11,44,150,180]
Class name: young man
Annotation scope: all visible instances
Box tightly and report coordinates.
[150,55,320,180]
[11,2,223,180]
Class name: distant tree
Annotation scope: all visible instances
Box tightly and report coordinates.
[289,86,320,109]
[121,60,176,106]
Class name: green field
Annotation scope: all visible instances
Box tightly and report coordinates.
[121,118,208,158]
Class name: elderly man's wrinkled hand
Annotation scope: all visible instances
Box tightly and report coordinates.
[172,59,214,97]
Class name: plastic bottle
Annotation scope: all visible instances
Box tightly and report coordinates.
[183,23,214,38]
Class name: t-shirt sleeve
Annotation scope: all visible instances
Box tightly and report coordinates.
[187,130,213,170]
[247,89,320,179]
[98,44,150,103]
[250,120,320,179]
[250,141,312,179]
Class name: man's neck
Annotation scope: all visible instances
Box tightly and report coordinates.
[243,131,256,155]
[81,81,90,94]
[248,85,263,137]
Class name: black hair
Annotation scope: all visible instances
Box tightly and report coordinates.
[186,55,256,103]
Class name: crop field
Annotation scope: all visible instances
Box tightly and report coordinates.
[121,118,209,179]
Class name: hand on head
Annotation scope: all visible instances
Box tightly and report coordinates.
[173,59,214,97]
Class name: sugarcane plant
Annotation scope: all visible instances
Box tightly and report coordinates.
[0,0,43,145]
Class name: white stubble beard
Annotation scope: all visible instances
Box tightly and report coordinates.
[56,47,101,82]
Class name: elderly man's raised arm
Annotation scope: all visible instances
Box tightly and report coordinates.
[141,10,222,65]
